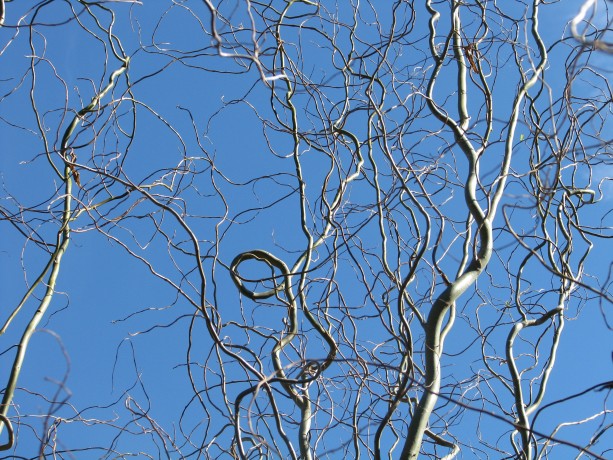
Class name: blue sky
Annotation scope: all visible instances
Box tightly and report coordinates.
[1,0,611,458]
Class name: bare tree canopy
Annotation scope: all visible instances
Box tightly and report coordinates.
[0,0,611,458]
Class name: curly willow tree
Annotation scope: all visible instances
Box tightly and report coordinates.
[0,0,611,458]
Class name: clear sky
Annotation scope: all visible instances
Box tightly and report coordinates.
[1,0,611,458]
